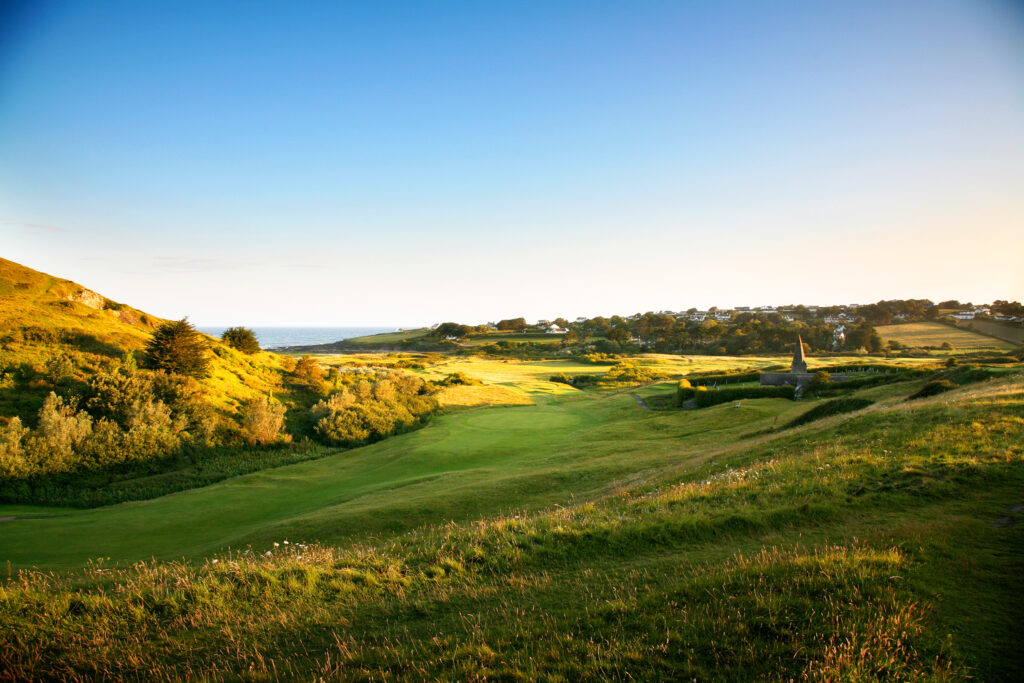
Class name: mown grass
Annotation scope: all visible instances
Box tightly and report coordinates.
[1,374,1021,680]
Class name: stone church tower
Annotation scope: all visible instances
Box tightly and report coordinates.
[791,335,808,373]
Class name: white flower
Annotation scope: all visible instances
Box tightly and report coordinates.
[273,542,280,547]
[211,559,219,564]
[283,540,289,545]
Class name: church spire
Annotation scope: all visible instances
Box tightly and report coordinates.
[791,335,807,373]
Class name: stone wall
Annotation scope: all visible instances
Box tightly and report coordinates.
[759,372,814,387]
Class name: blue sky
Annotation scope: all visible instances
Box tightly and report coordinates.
[2,0,1022,325]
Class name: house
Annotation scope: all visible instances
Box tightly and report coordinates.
[545,323,568,334]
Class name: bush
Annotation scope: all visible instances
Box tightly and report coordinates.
[604,362,664,384]
[786,398,874,428]
[310,375,438,447]
[439,372,482,386]
[808,371,832,391]
[144,319,211,378]
[908,380,956,401]
[679,385,795,408]
[222,327,261,354]
[238,395,289,445]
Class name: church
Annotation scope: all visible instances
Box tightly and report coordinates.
[759,335,816,388]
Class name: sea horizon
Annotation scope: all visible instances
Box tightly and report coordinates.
[196,326,403,349]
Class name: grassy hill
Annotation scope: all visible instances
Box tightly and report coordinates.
[1,353,1021,679]
[0,257,305,420]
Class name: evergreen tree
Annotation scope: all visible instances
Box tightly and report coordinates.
[144,319,211,378]
[221,326,260,354]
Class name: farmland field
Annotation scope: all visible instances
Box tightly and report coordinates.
[878,321,1015,352]
[339,328,432,346]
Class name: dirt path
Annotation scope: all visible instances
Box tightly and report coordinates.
[632,394,651,411]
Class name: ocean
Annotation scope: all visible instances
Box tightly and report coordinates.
[196,327,400,350]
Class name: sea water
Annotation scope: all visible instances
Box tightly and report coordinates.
[196,327,400,350]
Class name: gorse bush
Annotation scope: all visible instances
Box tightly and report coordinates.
[604,361,665,384]
[311,372,437,447]
[292,355,327,393]
[222,326,260,354]
[238,395,289,445]
[144,319,211,378]
[0,391,186,479]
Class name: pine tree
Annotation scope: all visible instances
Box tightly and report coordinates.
[144,319,211,378]
[221,326,260,354]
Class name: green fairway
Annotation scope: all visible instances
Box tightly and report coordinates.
[0,360,825,569]
[0,354,962,569]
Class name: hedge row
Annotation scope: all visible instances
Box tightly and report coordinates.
[677,384,795,408]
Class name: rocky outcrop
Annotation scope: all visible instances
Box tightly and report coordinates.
[66,288,105,310]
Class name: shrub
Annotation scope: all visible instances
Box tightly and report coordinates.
[292,356,325,384]
[44,354,75,385]
[786,398,874,428]
[222,327,261,354]
[907,380,956,401]
[604,362,664,384]
[679,385,795,408]
[310,375,438,447]
[808,371,832,391]
[238,395,289,445]
[144,319,211,378]
[439,372,482,386]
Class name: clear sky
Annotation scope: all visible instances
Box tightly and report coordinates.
[2,0,1022,326]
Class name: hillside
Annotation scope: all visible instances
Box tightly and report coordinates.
[0,359,1021,679]
[877,321,1016,353]
[0,258,366,508]
[0,257,299,418]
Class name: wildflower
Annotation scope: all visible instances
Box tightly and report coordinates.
[211,559,219,564]
[273,542,280,547]
[264,551,272,557]
[283,540,289,545]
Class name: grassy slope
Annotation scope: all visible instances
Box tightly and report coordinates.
[0,257,302,419]
[1,371,1021,679]
[878,321,1015,352]
[340,328,432,346]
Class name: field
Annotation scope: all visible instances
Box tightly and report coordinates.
[2,350,1023,679]
[339,328,432,346]
[878,321,1016,352]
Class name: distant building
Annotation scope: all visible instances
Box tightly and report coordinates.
[760,336,825,388]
